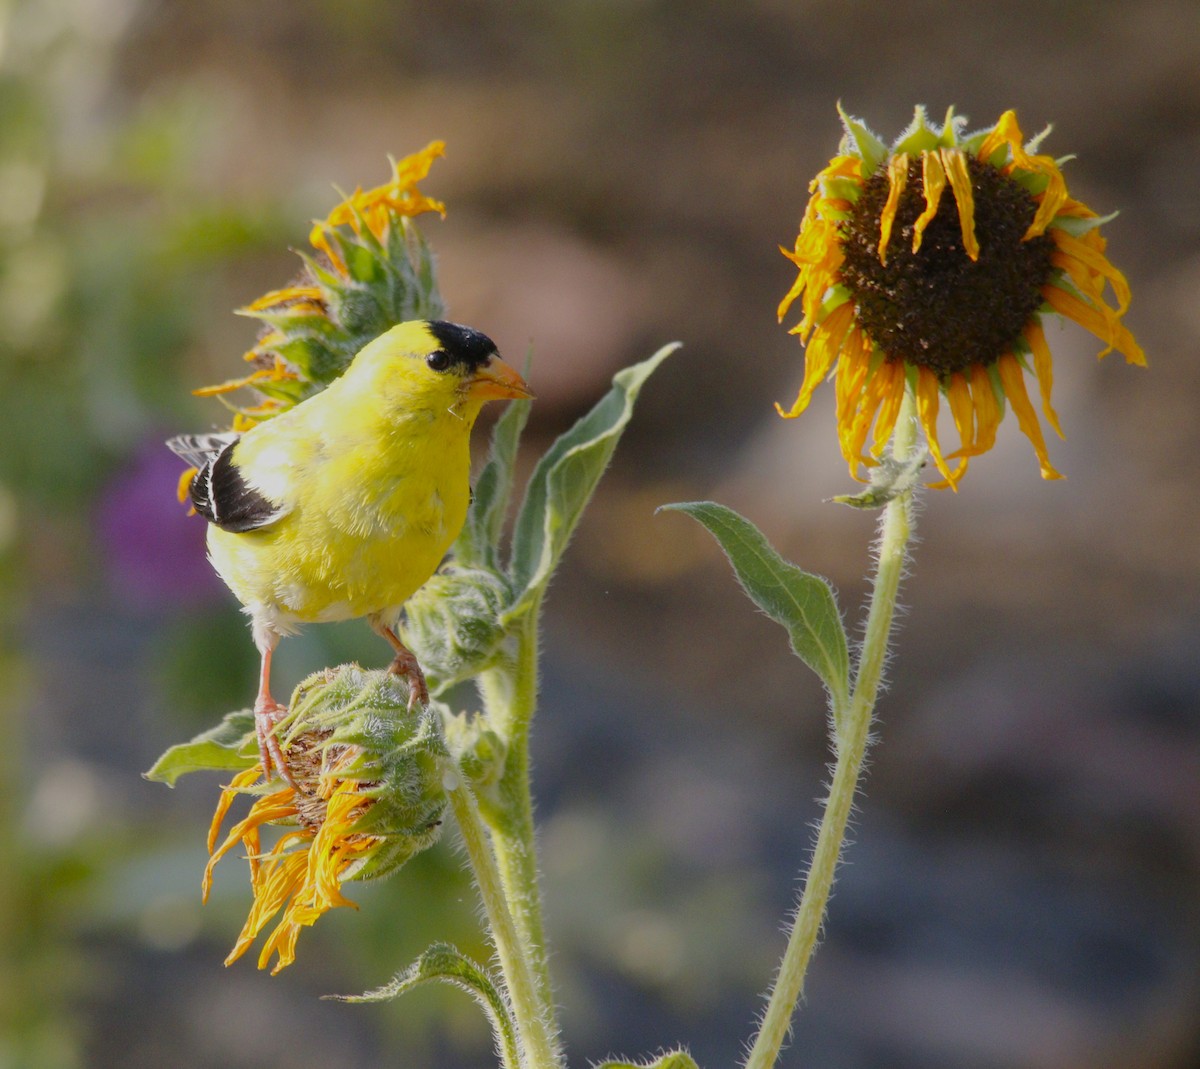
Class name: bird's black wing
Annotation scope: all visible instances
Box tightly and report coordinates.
[167,433,289,533]
[166,432,237,469]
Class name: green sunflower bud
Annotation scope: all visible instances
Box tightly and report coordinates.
[402,566,511,690]
[442,709,508,813]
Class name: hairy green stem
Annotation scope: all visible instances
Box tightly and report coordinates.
[447,766,560,1069]
[477,600,562,1053]
[744,392,917,1069]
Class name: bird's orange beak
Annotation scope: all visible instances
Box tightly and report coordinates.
[464,355,534,402]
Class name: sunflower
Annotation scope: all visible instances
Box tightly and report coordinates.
[204,755,379,974]
[194,141,449,432]
[201,668,447,973]
[778,106,1145,487]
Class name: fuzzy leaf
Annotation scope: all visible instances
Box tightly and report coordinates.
[330,942,519,1069]
[595,1053,701,1069]
[831,447,927,508]
[660,501,849,710]
[506,342,679,621]
[144,709,257,786]
[837,102,887,174]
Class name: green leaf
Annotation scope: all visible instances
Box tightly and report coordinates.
[837,101,887,174]
[892,104,942,157]
[330,942,519,1069]
[457,394,533,570]
[506,342,679,621]
[659,501,849,710]
[143,709,257,787]
[596,1052,701,1069]
[831,447,927,509]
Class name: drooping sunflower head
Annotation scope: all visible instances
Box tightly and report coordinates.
[778,105,1145,487]
[197,142,449,431]
[203,667,448,974]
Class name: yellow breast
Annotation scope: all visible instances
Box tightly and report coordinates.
[207,410,473,625]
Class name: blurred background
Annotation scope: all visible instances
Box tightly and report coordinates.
[2,1,1198,1066]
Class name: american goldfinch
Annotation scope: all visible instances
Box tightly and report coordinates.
[168,320,532,784]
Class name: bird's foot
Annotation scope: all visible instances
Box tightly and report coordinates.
[254,700,300,791]
[386,647,430,710]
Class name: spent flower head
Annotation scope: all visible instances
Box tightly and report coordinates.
[778,106,1145,487]
[195,141,448,431]
[200,667,448,973]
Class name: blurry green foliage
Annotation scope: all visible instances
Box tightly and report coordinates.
[0,3,307,1065]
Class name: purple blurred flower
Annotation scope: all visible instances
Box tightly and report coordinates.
[96,436,223,612]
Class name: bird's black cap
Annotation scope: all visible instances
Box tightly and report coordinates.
[428,320,497,372]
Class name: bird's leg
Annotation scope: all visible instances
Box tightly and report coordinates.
[373,622,430,710]
[252,638,299,790]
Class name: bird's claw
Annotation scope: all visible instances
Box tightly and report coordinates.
[254,702,300,791]
[386,648,430,709]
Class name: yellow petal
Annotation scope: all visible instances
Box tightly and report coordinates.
[1024,159,1069,239]
[1050,229,1132,314]
[776,300,855,419]
[308,223,347,275]
[976,110,1025,167]
[877,153,909,265]
[242,285,323,313]
[203,788,298,899]
[1023,319,1064,439]
[176,466,198,506]
[844,363,887,464]
[834,330,872,423]
[997,353,1063,480]
[1043,284,1146,365]
[868,360,907,458]
[834,334,874,479]
[192,361,296,398]
[915,367,959,488]
[777,251,808,323]
[939,148,979,261]
[969,364,1002,455]
[911,151,947,255]
[225,849,309,967]
[944,372,976,457]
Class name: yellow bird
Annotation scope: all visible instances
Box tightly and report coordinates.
[168,320,532,784]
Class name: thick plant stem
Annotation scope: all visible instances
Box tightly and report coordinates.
[744,393,918,1069]
[477,600,561,1049]
[447,767,560,1069]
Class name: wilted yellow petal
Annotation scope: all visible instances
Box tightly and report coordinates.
[1050,229,1133,314]
[203,767,263,865]
[969,364,1002,455]
[997,353,1062,480]
[911,152,947,255]
[915,367,958,488]
[976,110,1026,168]
[242,285,323,313]
[192,360,297,399]
[845,362,889,464]
[877,153,909,264]
[939,148,979,261]
[1023,319,1064,439]
[776,300,855,418]
[1024,160,1068,239]
[868,360,907,457]
[944,372,976,457]
[1043,284,1145,364]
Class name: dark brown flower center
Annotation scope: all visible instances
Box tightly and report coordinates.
[838,155,1054,377]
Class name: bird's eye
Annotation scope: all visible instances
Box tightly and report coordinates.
[426,350,452,372]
